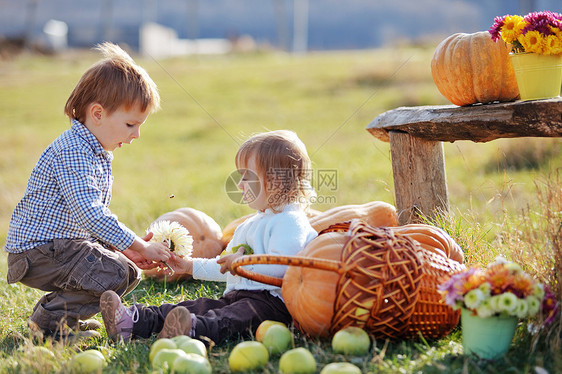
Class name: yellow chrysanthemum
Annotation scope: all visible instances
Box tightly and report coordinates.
[501,15,526,43]
[519,30,547,54]
[147,220,194,258]
[544,34,562,55]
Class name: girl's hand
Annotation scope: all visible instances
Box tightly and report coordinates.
[217,246,245,275]
[165,253,193,275]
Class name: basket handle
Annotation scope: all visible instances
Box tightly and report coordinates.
[231,254,345,287]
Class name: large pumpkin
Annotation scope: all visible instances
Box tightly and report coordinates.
[308,201,397,232]
[143,207,223,281]
[390,224,464,264]
[431,31,519,106]
[281,231,347,338]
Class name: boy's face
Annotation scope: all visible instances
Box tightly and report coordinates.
[89,103,149,151]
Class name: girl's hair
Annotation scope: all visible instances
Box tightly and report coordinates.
[236,130,316,211]
[64,42,160,123]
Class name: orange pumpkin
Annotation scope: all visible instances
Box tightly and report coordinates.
[431,31,519,106]
[143,207,223,282]
[390,224,464,264]
[281,231,347,338]
[308,201,397,233]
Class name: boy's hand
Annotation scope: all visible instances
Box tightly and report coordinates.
[122,248,159,270]
[128,233,172,264]
[217,246,245,275]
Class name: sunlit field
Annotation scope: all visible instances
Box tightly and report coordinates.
[0,46,560,373]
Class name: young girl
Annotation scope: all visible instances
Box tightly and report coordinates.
[100,130,318,344]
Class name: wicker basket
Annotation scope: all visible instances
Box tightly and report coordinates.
[232,219,465,340]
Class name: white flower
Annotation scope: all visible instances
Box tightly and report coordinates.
[515,298,529,319]
[497,292,519,315]
[464,289,485,310]
[526,295,541,317]
[478,282,491,296]
[489,294,502,314]
[147,220,193,258]
[476,299,495,318]
[532,283,545,300]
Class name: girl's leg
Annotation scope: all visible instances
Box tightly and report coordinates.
[159,290,292,345]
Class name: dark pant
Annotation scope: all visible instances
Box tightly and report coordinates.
[132,289,292,345]
[7,239,140,332]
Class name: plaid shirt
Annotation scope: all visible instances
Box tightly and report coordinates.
[5,119,136,253]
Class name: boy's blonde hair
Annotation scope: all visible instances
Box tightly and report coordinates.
[236,130,315,211]
[64,42,160,123]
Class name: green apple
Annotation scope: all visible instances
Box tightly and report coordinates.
[172,353,212,374]
[177,338,207,357]
[255,320,286,342]
[171,334,193,347]
[150,338,178,363]
[279,347,316,374]
[320,362,362,374]
[331,326,371,356]
[262,324,293,356]
[152,348,188,371]
[228,341,269,372]
[69,350,106,373]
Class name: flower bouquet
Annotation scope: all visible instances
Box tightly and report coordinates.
[439,257,559,359]
[489,11,562,100]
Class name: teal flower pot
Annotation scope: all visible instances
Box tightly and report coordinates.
[461,308,518,360]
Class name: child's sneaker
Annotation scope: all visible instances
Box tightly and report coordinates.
[100,290,138,341]
[158,306,192,339]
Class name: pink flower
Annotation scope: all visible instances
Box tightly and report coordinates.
[489,15,506,42]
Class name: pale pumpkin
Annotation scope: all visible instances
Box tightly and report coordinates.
[281,231,347,338]
[143,207,223,282]
[308,201,397,233]
[431,31,519,106]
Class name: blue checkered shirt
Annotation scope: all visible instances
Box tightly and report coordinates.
[5,119,136,253]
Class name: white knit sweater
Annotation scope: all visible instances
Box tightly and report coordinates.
[192,204,318,299]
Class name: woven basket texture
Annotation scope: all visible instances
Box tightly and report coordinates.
[232,219,465,340]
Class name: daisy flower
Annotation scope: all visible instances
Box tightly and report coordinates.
[147,220,194,258]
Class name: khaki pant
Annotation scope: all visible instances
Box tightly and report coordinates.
[7,239,140,332]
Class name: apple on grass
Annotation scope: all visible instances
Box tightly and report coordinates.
[172,353,212,374]
[279,347,317,374]
[255,320,286,342]
[262,324,293,356]
[69,350,106,373]
[151,348,189,371]
[170,335,207,357]
[331,326,371,356]
[149,338,178,363]
[228,341,269,372]
[320,362,362,374]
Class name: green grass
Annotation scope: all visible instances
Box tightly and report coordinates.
[0,47,561,373]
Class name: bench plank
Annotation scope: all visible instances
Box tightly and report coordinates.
[367,97,562,143]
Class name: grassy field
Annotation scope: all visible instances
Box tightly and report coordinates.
[0,46,561,373]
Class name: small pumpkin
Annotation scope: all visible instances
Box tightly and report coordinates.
[431,31,519,106]
[390,224,464,264]
[143,207,223,282]
[281,231,347,338]
[308,201,397,233]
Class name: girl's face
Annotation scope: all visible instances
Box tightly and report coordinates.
[238,156,269,212]
[87,102,149,151]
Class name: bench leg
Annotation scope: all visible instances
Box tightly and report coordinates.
[389,131,450,225]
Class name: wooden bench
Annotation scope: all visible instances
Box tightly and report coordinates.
[366,97,562,225]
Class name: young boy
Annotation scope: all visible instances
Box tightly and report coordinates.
[5,42,171,340]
